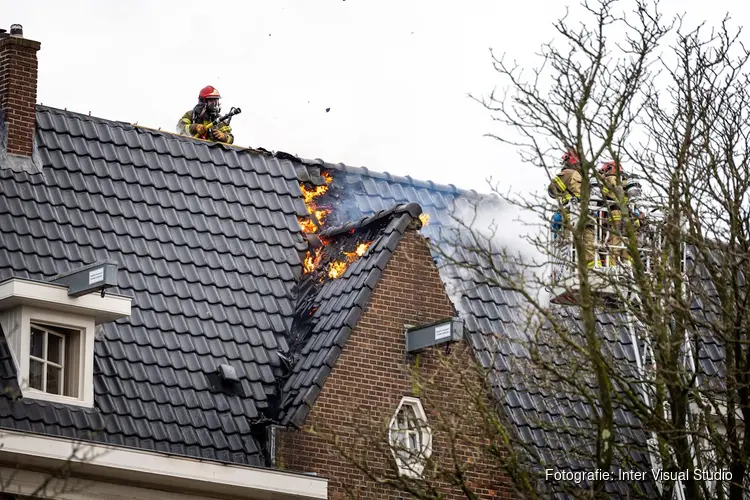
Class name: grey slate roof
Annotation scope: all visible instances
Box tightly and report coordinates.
[687,252,729,392]
[0,105,312,465]
[493,306,658,498]
[277,203,423,427]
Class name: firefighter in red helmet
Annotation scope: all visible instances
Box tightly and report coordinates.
[177,86,234,144]
[548,148,583,203]
[548,148,595,268]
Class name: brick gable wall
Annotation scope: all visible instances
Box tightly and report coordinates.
[277,228,516,499]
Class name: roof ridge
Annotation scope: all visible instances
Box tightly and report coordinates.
[36,106,494,201]
[37,105,268,154]
[37,104,133,128]
[276,151,495,199]
[320,202,422,239]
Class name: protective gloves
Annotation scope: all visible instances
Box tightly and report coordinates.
[189,123,207,136]
[210,128,228,142]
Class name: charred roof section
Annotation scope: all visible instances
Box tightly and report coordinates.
[277,203,423,427]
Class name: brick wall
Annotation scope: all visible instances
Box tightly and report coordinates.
[0,32,40,157]
[278,228,516,499]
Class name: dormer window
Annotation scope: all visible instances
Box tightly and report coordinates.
[0,275,131,408]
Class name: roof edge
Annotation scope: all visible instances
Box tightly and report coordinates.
[0,427,327,499]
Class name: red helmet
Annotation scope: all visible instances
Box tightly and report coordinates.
[600,161,620,175]
[199,85,221,101]
[562,149,579,166]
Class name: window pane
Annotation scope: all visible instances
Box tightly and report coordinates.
[46,365,62,395]
[47,333,62,364]
[30,328,44,358]
[64,334,78,398]
[29,360,43,390]
[399,411,409,429]
[409,433,419,450]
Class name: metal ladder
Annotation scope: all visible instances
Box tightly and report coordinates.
[624,259,710,499]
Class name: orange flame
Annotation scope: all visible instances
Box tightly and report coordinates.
[419,213,430,227]
[355,242,370,256]
[299,218,318,233]
[301,184,328,204]
[304,248,322,273]
[344,241,372,263]
[300,173,372,279]
[328,261,348,279]
[315,208,330,225]
[299,180,331,236]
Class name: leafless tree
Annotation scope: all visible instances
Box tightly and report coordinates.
[315,1,750,499]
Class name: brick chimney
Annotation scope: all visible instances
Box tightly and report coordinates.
[0,24,40,158]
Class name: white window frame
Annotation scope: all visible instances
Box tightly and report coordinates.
[388,396,433,478]
[29,323,68,394]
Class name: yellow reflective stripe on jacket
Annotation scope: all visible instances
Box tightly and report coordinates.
[552,176,574,203]
[178,111,193,136]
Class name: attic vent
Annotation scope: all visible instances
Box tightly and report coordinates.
[219,363,239,382]
[207,363,245,397]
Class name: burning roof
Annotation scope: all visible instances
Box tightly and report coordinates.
[297,170,431,282]
[280,202,425,426]
[297,171,374,280]
[280,169,429,426]
[419,213,429,227]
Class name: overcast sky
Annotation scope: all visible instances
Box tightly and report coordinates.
[2,0,746,198]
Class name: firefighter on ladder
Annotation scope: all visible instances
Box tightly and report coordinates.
[600,160,645,266]
[548,148,596,269]
[177,86,234,144]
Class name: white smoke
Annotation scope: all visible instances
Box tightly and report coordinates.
[443,193,550,309]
